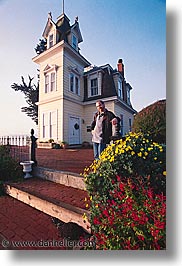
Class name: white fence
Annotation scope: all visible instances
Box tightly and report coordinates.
[0,135,30,146]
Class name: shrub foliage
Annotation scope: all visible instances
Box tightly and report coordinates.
[132,99,166,144]
[0,145,22,181]
[83,132,166,250]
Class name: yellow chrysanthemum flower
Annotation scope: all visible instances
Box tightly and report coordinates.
[82,213,87,221]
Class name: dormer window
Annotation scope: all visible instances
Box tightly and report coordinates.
[87,72,102,98]
[72,34,78,50]
[127,89,131,105]
[49,34,53,48]
[91,78,98,96]
[118,79,123,99]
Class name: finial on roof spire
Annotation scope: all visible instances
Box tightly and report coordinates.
[75,16,78,22]
[48,12,52,20]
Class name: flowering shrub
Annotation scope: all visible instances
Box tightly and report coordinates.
[83,132,166,250]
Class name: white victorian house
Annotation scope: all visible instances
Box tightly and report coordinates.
[32,11,136,145]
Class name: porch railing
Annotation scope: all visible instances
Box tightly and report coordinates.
[0,129,37,164]
[0,135,30,146]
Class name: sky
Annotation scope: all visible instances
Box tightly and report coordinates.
[0,0,166,136]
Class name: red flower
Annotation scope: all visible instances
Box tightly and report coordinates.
[119,182,125,192]
[155,221,165,230]
[93,217,101,225]
[116,175,121,182]
[103,209,109,217]
[137,235,145,241]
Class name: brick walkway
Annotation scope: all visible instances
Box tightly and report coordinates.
[0,148,94,250]
[0,196,65,250]
[36,148,94,174]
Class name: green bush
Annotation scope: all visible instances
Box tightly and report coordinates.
[83,132,166,250]
[132,99,166,144]
[0,145,22,182]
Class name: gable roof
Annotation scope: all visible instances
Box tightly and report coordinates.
[71,20,83,43]
[42,13,57,38]
[42,12,83,45]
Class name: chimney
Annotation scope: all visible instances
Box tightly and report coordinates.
[117,59,124,75]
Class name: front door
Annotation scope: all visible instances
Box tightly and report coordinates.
[69,116,80,145]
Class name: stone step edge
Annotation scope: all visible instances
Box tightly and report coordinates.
[34,167,86,190]
[4,183,91,234]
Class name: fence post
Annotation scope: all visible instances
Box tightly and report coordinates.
[30,129,38,166]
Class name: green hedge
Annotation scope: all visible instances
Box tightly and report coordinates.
[132,99,166,144]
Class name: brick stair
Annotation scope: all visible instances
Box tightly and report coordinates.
[4,175,91,234]
[2,148,94,240]
[0,148,94,249]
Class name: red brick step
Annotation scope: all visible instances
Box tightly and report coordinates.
[4,178,90,233]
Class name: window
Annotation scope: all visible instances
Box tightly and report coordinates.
[118,79,123,99]
[87,72,101,98]
[75,76,79,95]
[91,78,98,96]
[129,118,132,132]
[69,73,80,95]
[45,72,56,93]
[45,74,49,93]
[50,111,57,139]
[69,73,74,92]
[72,34,77,50]
[127,89,131,105]
[43,113,49,138]
[49,34,53,48]
[50,73,55,91]
[43,111,57,140]
[44,66,57,93]
[120,114,124,136]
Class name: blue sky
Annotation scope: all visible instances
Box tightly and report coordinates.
[0,0,166,135]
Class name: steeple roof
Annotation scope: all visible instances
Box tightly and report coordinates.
[42,12,83,44]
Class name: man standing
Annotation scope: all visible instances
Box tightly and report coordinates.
[91,100,119,160]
